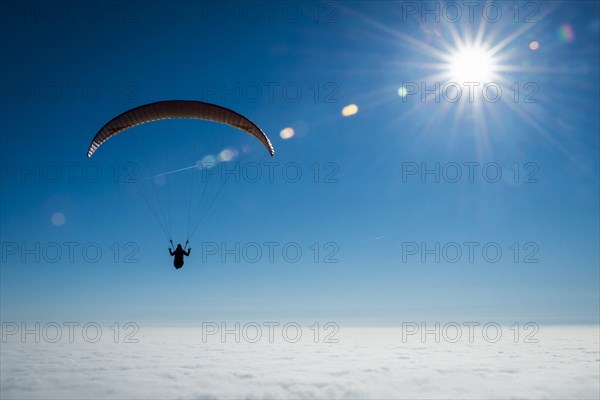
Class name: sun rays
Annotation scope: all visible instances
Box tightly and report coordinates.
[340,2,575,161]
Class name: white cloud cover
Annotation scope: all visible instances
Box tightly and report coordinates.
[1,326,598,399]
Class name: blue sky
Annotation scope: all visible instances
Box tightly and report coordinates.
[1,1,598,325]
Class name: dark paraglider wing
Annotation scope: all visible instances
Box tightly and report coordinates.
[87,100,275,157]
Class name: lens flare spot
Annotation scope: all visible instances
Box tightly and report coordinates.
[342,104,358,117]
[529,41,540,50]
[280,127,295,139]
[397,87,409,97]
[218,148,237,162]
[559,24,575,42]
[200,155,217,169]
[51,212,66,226]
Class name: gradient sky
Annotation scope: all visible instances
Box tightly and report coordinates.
[1,1,598,326]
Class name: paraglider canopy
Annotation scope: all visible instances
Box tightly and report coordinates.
[87,100,275,158]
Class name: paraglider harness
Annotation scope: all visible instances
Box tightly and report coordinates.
[169,240,190,270]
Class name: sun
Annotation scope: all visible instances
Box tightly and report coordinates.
[448,46,495,83]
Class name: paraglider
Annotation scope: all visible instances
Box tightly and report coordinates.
[169,240,190,269]
[87,100,275,270]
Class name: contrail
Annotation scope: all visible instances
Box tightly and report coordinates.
[149,161,218,180]
[152,164,198,178]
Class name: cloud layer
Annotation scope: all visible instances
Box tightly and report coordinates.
[1,326,598,399]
